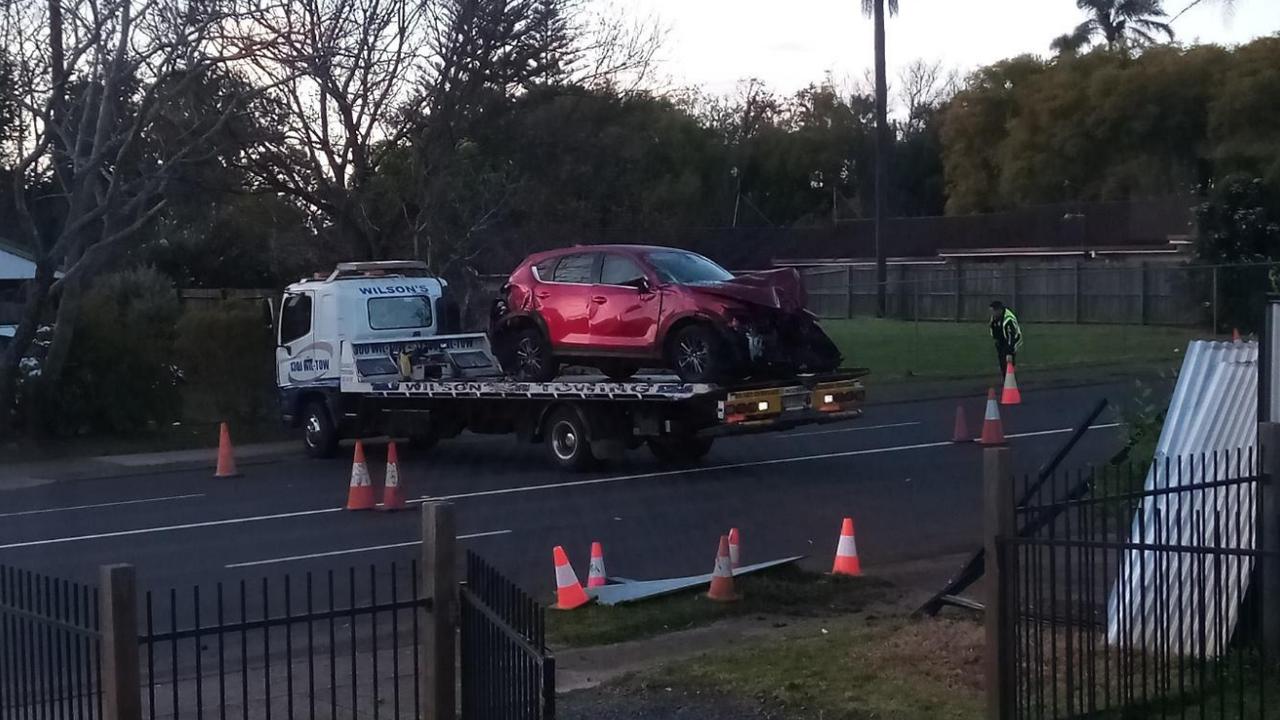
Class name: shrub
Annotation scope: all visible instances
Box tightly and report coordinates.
[175,301,275,422]
[38,267,183,435]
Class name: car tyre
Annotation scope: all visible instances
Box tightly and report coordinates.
[545,407,597,471]
[668,324,727,383]
[501,327,560,381]
[302,400,339,459]
[648,436,714,464]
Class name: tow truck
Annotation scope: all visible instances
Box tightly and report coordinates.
[277,261,866,471]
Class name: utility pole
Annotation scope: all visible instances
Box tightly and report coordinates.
[872,0,890,318]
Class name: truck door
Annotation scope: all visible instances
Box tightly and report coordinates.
[277,291,322,386]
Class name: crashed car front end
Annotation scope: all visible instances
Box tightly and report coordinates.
[722,306,843,377]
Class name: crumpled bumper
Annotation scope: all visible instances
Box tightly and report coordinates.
[726,312,842,375]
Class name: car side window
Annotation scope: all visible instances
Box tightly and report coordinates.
[600,254,646,286]
[279,293,312,344]
[551,253,596,284]
[533,259,557,281]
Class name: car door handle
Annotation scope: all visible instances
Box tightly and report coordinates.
[591,296,608,304]
[535,291,552,299]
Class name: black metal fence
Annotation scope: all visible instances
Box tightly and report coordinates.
[137,562,428,720]
[1000,450,1280,719]
[0,566,102,720]
[460,551,554,720]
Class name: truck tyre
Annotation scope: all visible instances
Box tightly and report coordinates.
[544,407,596,471]
[648,436,715,464]
[302,400,339,459]
[501,327,560,382]
[668,324,727,383]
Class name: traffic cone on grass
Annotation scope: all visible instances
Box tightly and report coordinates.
[587,542,608,588]
[831,518,862,576]
[707,535,740,602]
[1001,358,1022,405]
[214,422,240,478]
[727,528,741,570]
[979,389,1006,446]
[952,405,970,443]
[552,546,590,610]
[379,442,407,511]
[345,441,376,511]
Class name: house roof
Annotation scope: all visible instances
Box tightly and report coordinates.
[0,237,39,281]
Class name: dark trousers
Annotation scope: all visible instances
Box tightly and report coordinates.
[997,348,1016,379]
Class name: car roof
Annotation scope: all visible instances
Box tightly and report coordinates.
[528,244,698,261]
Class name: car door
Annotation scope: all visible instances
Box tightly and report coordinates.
[590,252,660,352]
[539,252,597,349]
[276,291,316,386]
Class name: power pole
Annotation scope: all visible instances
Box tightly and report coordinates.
[873,0,890,317]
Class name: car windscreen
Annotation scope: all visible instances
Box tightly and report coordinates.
[367,296,433,330]
[645,251,734,285]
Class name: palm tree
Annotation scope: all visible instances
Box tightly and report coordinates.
[862,0,898,318]
[1052,0,1175,55]
[1169,0,1237,23]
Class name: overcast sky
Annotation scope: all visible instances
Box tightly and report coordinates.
[630,0,1280,96]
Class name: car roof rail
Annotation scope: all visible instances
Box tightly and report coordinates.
[326,260,432,281]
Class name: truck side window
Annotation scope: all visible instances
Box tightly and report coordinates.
[279,293,312,344]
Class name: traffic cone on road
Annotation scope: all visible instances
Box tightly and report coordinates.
[379,442,407,511]
[587,541,608,588]
[952,404,971,443]
[214,422,240,478]
[831,518,862,576]
[1001,358,1022,405]
[727,527,741,570]
[979,388,1007,446]
[345,441,376,511]
[552,546,590,610]
[707,535,740,602]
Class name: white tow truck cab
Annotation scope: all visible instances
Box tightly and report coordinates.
[278,261,867,470]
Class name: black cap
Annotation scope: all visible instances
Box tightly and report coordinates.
[990,300,1004,309]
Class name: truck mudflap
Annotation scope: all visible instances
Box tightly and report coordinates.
[711,378,866,434]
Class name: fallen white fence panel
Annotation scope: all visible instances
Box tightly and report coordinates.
[586,556,803,606]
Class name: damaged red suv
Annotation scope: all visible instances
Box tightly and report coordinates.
[490,245,842,383]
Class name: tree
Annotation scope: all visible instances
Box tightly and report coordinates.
[0,0,261,434]
[861,0,898,317]
[1051,0,1175,55]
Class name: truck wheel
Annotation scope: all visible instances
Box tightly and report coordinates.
[668,325,726,383]
[545,408,596,471]
[502,327,560,382]
[302,400,339,459]
[648,436,715,464]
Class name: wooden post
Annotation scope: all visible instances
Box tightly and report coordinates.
[1010,262,1019,311]
[1139,262,1148,325]
[100,564,141,720]
[954,260,964,322]
[983,447,1015,720]
[420,501,457,720]
[1211,266,1219,333]
[846,264,855,319]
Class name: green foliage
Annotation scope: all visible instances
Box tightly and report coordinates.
[40,268,182,435]
[1194,175,1280,332]
[941,38,1278,214]
[1051,0,1175,55]
[175,302,275,422]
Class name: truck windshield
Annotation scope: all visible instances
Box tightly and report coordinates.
[368,296,433,330]
[645,251,734,285]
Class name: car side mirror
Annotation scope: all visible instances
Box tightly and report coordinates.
[629,277,652,293]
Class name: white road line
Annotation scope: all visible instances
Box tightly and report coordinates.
[0,493,206,519]
[0,507,344,550]
[0,422,1122,550]
[224,530,512,568]
[776,421,922,439]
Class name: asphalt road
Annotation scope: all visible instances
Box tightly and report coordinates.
[0,384,1135,606]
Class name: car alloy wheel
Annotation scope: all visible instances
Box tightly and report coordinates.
[516,335,544,376]
[676,337,710,376]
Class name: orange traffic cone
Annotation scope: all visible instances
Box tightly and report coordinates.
[587,541,607,588]
[345,441,376,511]
[952,404,970,443]
[707,535,740,602]
[552,546,590,610]
[1001,358,1022,405]
[831,518,862,576]
[1233,328,1242,343]
[979,388,1006,446]
[214,422,240,478]
[379,441,407,511]
[728,527,741,570]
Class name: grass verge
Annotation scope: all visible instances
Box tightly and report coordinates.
[0,418,292,464]
[822,318,1204,381]
[634,614,985,719]
[547,566,891,648]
